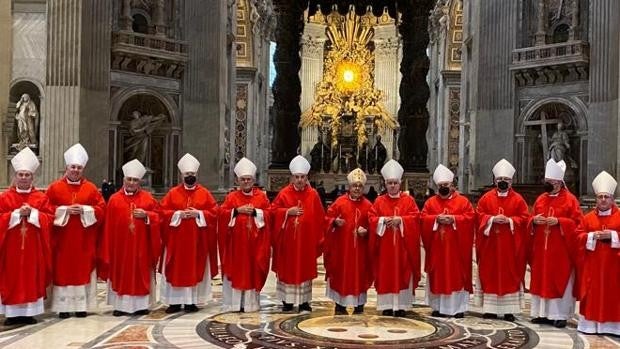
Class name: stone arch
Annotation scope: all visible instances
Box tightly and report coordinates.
[110,87,180,191]
[516,96,588,195]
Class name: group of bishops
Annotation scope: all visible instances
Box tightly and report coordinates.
[0,145,618,338]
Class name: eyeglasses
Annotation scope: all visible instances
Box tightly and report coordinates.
[596,194,613,200]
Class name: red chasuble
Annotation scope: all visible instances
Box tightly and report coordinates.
[476,189,530,296]
[98,190,161,296]
[159,184,218,287]
[270,184,325,285]
[368,193,421,294]
[0,188,54,305]
[218,188,271,291]
[46,178,106,286]
[324,194,373,297]
[421,192,475,294]
[575,206,620,322]
[527,188,582,299]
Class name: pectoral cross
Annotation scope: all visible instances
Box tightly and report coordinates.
[495,207,505,234]
[544,207,554,250]
[293,200,301,238]
[353,208,360,248]
[20,220,27,250]
[129,202,136,233]
[392,207,400,246]
[71,192,77,204]
[440,208,449,241]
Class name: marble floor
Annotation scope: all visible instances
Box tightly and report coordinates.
[0,265,619,349]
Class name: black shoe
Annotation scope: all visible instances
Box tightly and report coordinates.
[531,317,549,324]
[334,304,348,315]
[133,309,149,316]
[184,304,199,313]
[454,312,464,318]
[353,305,364,314]
[431,310,443,317]
[382,309,393,316]
[299,302,312,312]
[59,312,71,319]
[482,313,498,319]
[165,304,182,314]
[75,312,87,318]
[394,310,406,317]
[553,320,567,328]
[3,317,18,326]
[282,302,294,312]
[239,307,245,313]
[112,310,127,317]
[504,314,516,322]
[20,317,37,325]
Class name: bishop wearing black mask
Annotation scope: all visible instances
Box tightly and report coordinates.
[474,159,530,322]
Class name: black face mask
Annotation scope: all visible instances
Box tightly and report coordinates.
[497,180,509,191]
[543,182,554,193]
[184,175,197,186]
[438,186,451,196]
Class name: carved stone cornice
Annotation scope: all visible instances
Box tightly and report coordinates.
[510,40,589,87]
[375,39,400,59]
[301,35,325,57]
[112,30,187,79]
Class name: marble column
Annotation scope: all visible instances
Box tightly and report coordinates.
[535,0,546,45]
[121,0,132,30]
[588,0,620,188]
[569,0,579,40]
[43,0,112,185]
[397,0,433,172]
[270,1,305,168]
[374,31,401,161]
[182,0,228,189]
[153,0,166,36]
[299,22,326,157]
[0,1,11,184]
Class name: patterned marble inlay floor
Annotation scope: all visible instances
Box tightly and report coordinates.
[0,265,618,348]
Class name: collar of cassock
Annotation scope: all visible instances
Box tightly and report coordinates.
[348,194,361,201]
[66,177,82,185]
[123,188,138,196]
[16,186,32,194]
[184,184,197,191]
[597,208,612,216]
[241,189,253,196]
[496,190,509,197]
[388,192,401,199]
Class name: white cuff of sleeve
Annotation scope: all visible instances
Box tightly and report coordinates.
[611,230,620,248]
[483,216,494,236]
[195,210,206,227]
[227,209,236,227]
[9,209,22,229]
[254,208,265,229]
[376,217,386,237]
[54,206,70,226]
[81,205,97,228]
[170,211,183,227]
[586,232,597,251]
[27,208,40,228]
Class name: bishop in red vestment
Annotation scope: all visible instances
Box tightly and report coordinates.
[368,160,421,317]
[271,155,325,312]
[47,143,106,318]
[99,159,161,316]
[325,169,373,315]
[219,157,271,312]
[0,148,53,325]
[575,171,620,336]
[159,153,218,314]
[475,159,529,321]
[528,159,582,328]
[421,165,475,318]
